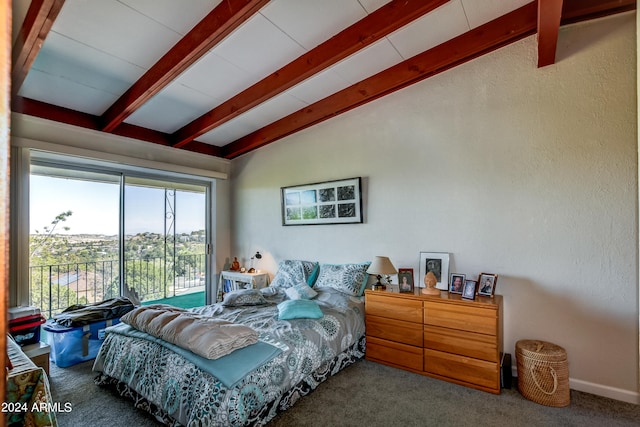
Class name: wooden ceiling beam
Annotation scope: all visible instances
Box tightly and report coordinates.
[11,0,65,97]
[537,0,563,67]
[100,0,270,132]
[172,0,451,148]
[222,0,636,159]
[561,0,636,24]
[223,3,538,159]
[12,97,223,157]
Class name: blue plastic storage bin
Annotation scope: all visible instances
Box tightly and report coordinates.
[43,318,120,367]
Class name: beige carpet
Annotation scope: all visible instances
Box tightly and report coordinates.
[48,358,640,426]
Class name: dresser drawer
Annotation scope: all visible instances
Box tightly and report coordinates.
[424,301,496,335]
[424,348,499,391]
[367,315,423,346]
[366,336,423,371]
[424,325,498,362]
[366,293,423,323]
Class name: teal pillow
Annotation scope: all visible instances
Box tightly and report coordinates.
[277,299,323,320]
[306,262,320,286]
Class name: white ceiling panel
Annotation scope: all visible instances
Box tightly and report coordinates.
[243,92,307,126]
[51,0,182,68]
[19,69,118,116]
[461,0,531,29]
[197,115,264,147]
[261,0,367,50]
[331,38,403,84]
[213,13,306,79]
[30,32,145,98]
[198,93,306,146]
[119,0,221,35]
[125,84,220,134]
[174,52,258,104]
[357,0,392,14]
[285,69,351,105]
[388,0,470,59]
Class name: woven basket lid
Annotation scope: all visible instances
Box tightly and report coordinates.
[516,340,567,362]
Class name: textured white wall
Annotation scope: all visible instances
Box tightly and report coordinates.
[230,13,638,400]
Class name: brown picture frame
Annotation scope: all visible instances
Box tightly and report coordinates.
[478,273,498,297]
[398,268,414,293]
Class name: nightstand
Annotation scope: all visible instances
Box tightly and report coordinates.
[216,270,270,302]
[22,341,51,376]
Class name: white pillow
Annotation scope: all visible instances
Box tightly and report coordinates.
[285,283,318,300]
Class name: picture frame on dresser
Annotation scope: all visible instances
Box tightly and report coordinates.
[419,252,449,290]
[449,274,465,294]
[398,268,414,293]
[462,279,477,300]
[478,273,498,297]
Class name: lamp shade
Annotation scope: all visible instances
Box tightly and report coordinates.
[367,256,397,276]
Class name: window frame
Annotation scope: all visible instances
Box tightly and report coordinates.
[13,148,217,310]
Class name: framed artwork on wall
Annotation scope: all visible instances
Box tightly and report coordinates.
[281,177,363,225]
[419,252,449,290]
[398,268,414,293]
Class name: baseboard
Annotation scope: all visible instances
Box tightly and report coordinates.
[510,366,639,404]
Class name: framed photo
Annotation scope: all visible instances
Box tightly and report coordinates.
[478,273,498,297]
[449,273,466,294]
[398,268,414,293]
[281,177,363,225]
[462,280,477,300]
[419,252,450,290]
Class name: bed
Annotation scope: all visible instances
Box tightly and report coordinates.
[92,260,369,426]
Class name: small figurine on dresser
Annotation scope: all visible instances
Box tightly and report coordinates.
[230,257,241,271]
[421,271,440,295]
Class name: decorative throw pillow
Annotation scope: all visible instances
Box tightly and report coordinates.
[314,262,371,296]
[285,283,318,300]
[222,289,267,307]
[259,286,280,296]
[277,299,323,320]
[271,260,318,289]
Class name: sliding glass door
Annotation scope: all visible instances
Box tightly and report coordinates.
[124,177,206,307]
[29,162,210,317]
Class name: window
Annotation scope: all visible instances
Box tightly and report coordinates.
[28,158,211,318]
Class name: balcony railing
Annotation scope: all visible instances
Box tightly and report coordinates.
[29,254,206,319]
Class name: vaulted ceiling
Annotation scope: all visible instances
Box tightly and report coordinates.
[10,0,635,159]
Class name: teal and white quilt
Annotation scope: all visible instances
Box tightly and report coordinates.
[93,288,365,426]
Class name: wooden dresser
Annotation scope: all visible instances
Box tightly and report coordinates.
[365,290,503,394]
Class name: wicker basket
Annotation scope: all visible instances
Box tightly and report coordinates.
[516,340,570,407]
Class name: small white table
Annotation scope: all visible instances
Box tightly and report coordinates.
[216,270,270,302]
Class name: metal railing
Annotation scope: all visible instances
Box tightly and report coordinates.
[29,254,205,319]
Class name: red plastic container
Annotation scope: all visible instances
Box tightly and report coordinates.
[9,313,46,346]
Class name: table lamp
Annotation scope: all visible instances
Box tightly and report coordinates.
[248,251,262,273]
[367,256,397,291]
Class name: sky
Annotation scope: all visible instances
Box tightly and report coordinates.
[30,175,206,235]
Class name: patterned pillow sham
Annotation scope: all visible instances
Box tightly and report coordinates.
[222,289,268,307]
[277,299,323,320]
[314,262,371,296]
[271,260,319,289]
[285,283,318,300]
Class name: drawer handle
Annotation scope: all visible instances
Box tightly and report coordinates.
[530,365,558,395]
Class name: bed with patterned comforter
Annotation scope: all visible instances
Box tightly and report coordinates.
[92,260,369,426]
